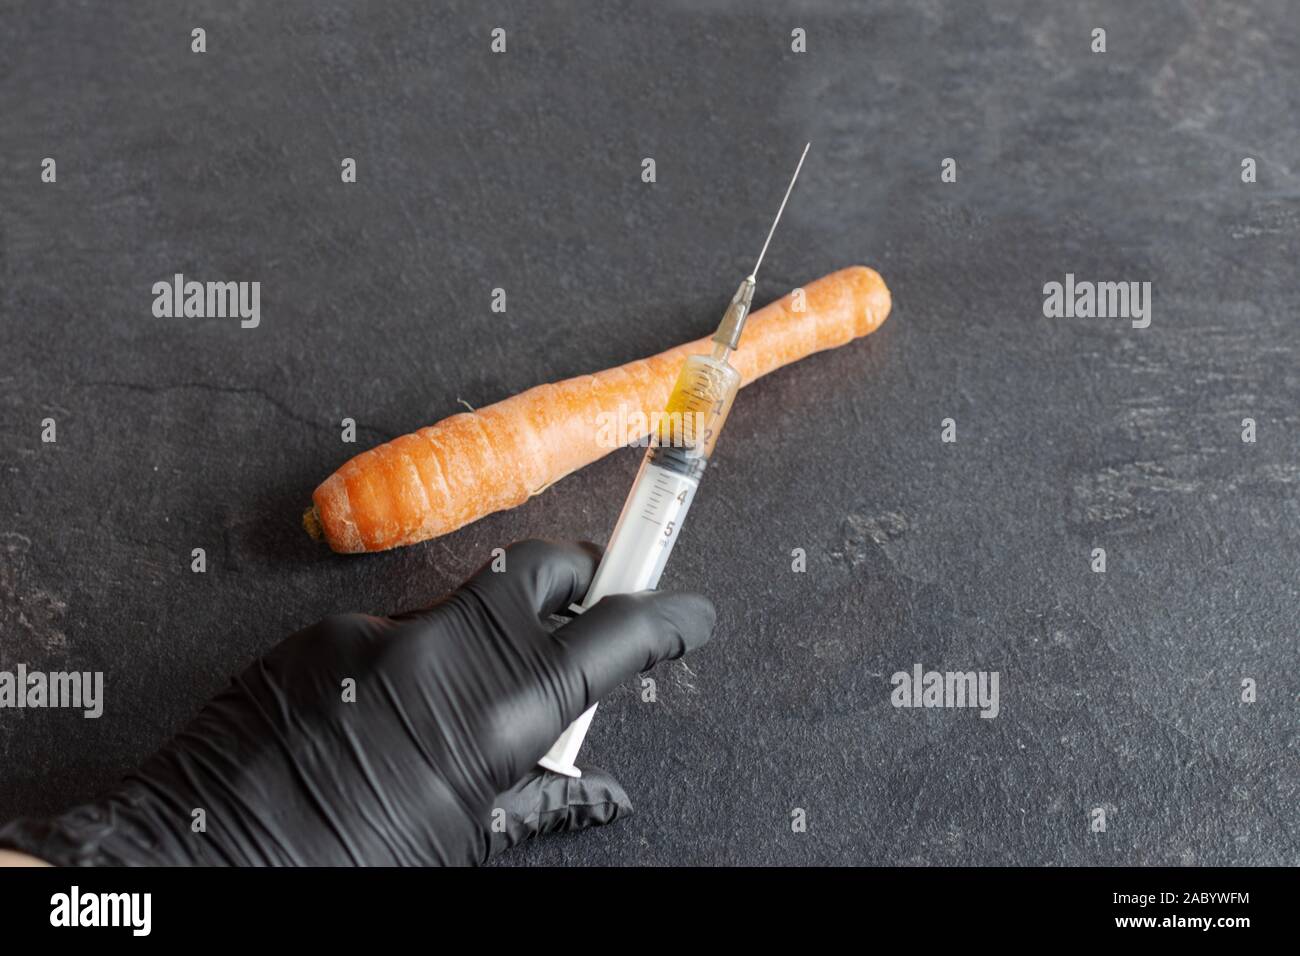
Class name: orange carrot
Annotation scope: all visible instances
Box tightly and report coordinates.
[306,265,891,553]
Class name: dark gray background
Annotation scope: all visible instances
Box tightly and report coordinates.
[2,0,1296,865]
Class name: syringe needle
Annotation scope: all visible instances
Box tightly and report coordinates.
[712,143,812,352]
[541,146,811,778]
[750,142,811,279]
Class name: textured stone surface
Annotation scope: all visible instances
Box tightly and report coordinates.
[1,1,1296,865]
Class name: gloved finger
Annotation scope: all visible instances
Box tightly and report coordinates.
[481,766,632,862]
[462,539,602,622]
[548,590,716,721]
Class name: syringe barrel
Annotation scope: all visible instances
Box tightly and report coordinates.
[538,351,741,777]
[585,349,741,604]
[580,451,701,608]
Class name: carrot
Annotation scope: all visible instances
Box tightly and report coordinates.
[307,265,891,553]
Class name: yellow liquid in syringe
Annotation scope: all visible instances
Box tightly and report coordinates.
[579,348,741,609]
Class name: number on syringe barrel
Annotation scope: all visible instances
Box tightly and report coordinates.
[672,372,723,450]
[684,366,716,403]
[641,469,694,548]
[681,366,725,411]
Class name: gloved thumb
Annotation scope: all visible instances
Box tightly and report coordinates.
[547,590,717,722]
[482,767,632,861]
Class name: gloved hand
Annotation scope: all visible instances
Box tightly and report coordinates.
[0,540,716,866]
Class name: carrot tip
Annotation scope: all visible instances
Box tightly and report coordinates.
[302,505,324,542]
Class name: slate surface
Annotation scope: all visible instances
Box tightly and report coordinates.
[1,0,1296,866]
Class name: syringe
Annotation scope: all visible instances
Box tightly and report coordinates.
[539,144,811,777]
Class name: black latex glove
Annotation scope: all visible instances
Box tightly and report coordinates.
[0,540,716,866]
